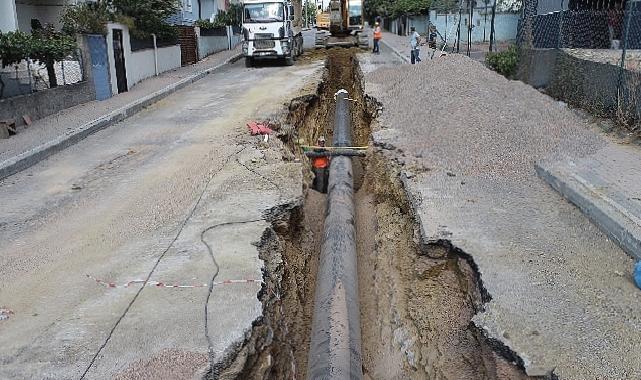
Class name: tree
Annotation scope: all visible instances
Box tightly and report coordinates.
[111,0,180,38]
[431,0,460,13]
[61,0,113,35]
[497,0,522,13]
[0,32,31,68]
[31,25,77,88]
[366,0,432,19]
[304,1,317,26]
[211,3,242,27]
[392,0,431,16]
[0,28,76,90]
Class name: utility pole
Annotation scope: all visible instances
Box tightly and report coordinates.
[467,0,473,56]
[483,0,487,42]
[455,0,463,53]
[489,0,496,51]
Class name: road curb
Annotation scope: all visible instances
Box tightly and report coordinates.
[0,52,244,181]
[380,40,410,63]
[536,161,641,261]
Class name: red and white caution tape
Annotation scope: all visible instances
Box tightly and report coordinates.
[86,274,261,289]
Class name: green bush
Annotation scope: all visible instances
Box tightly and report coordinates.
[485,45,519,78]
[112,0,180,38]
[31,25,78,64]
[212,4,242,27]
[0,31,32,68]
[61,0,112,35]
[195,19,215,29]
[61,0,179,39]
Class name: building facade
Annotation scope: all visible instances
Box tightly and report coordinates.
[1,0,79,33]
[169,0,228,26]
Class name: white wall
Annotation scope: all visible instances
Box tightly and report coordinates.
[15,3,66,32]
[106,23,131,95]
[0,1,19,32]
[16,4,38,31]
[156,46,181,74]
[106,23,181,95]
[127,49,156,89]
[198,34,229,58]
[127,46,181,87]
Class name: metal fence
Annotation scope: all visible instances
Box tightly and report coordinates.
[519,0,641,131]
[0,49,84,100]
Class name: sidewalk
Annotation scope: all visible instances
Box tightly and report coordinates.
[379,31,508,63]
[379,32,411,63]
[379,31,448,63]
[537,143,641,260]
[0,47,241,179]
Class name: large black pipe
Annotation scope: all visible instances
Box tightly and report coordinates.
[307,90,362,380]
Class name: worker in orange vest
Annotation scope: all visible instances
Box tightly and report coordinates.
[373,21,382,54]
[312,136,330,193]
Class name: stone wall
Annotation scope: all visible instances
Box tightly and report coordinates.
[0,81,95,127]
[0,34,96,127]
[519,47,641,129]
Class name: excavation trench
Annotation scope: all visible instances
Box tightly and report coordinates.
[218,50,537,380]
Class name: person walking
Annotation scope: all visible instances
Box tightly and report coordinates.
[373,22,382,54]
[409,26,422,64]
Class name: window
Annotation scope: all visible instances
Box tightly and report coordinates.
[243,3,285,23]
[348,0,362,27]
[185,0,193,12]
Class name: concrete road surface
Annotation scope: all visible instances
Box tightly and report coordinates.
[0,59,322,379]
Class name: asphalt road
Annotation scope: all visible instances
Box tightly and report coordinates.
[0,57,323,379]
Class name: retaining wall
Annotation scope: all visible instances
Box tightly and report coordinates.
[197,26,243,60]
[106,23,181,94]
[198,34,229,58]
[230,32,242,49]
[519,47,641,127]
[0,34,96,127]
[127,45,181,87]
[0,81,94,127]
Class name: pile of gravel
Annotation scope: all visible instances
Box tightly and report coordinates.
[365,54,606,179]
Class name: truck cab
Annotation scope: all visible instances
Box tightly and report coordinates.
[241,0,304,67]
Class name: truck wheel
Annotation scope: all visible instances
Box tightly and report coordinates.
[245,57,253,68]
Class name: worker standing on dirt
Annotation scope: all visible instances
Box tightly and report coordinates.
[373,22,382,54]
[409,26,422,64]
[312,136,330,193]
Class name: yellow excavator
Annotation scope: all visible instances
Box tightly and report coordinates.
[315,0,368,48]
[316,8,330,30]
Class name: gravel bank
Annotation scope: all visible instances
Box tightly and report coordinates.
[367,54,606,177]
[364,54,641,379]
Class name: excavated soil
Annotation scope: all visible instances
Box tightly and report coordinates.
[219,49,538,380]
[357,154,535,380]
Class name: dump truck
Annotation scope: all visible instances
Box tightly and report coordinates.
[315,0,368,48]
[241,0,304,67]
